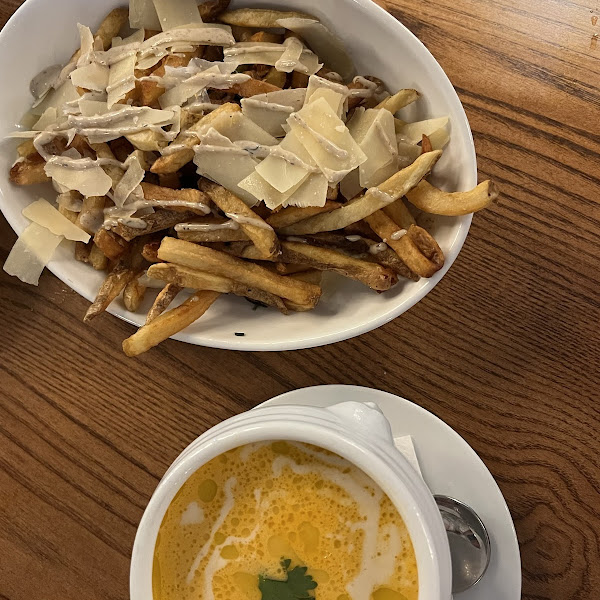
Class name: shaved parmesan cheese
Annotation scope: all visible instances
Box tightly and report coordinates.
[348,108,397,188]
[208,111,278,146]
[277,18,355,81]
[76,24,95,66]
[397,142,422,168]
[130,0,161,30]
[32,79,79,116]
[152,0,203,31]
[194,139,259,206]
[274,37,304,73]
[113,155,145,207]
[3,223,63,285]
[284,172,329,208]
[238,170,306,210]
[287,97,367,183]
[223,42,321,75]
[307,88,345,118]
[32,108,58,131]
[107,30,145,108]
[70,62,110,92]
[241,89,306,137]
[427,126,450,150]
[396,117,449,145]
[305,75,349,110]
[22,199,90,242]
[44,158,113,197]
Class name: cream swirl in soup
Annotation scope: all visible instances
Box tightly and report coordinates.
[153,442,418,600]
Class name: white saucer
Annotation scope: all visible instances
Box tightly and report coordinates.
[258,385,521,600]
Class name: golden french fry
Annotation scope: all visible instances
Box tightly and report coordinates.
[95,8,129,51]
[406,180,499,216]
[291,71,309,88]
[177,218,250,243]
[263,66,287,88]
[383,198,416,229]
[281,241,397,291]
[229,77,282,97]
[84,262,138,322]
[158,238,321,306]
[148,263,288,312]
[421,134,433,154]
[141,183,211,212]
[17,139,36,158]
[90,142,124,186]
[365,212,444,278]
[361,239,418,281]
[94,228,129,260]
[89,243,109,271]
[198,0,231,21]
[112,210,198,242]
[158,172,181,189]
[150,103,241,174]
[346,76,385,110]
[201,181,279,259]
[146,283,183,324]
[123,275,147,312]
[218,8,315,28]
[266,201,341,229]
[283,269,323,312]
[275,263,312,275]
[57,198,79,224]
[76,196,105,235]
[74,241,91,263]
[280,151,442,235]
[9,154,49,185]
[123,291,221,357]
[376,89,419,113]
[142,241,161,263]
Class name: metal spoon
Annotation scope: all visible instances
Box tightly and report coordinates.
[434,495,491,594]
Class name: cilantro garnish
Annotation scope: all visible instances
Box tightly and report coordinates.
[259,559,318,600]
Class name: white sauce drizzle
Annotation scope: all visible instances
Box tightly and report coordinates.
[174,220,239,232]
[225,212,272,230]
[390,228,407,240]
[369,242,389,254]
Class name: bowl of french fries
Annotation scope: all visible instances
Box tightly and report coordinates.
[0,0,497,355]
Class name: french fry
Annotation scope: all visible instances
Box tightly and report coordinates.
[383,198,416,229]
[147,263,288,312]
[9,154,49,185]
[291,72,309,88]
[263,67,287,88]
[84,261,138,322]
[93,228,129,260]
[284,270,323,312]
[406,180,499,215]
[146,283,183,324]
[365,211,444,278]
[89,142,124,186]
[177,218,250,243]
[218,8,315,28]
[280,151,442,235]
[89,243,109,271]
[212,241,275,261]
[150,103,241,174]
[112,210,198,242]
[376,89,419,113]
[57,200,79,224]
[123,291,221,357]
[361,240,418,281]
[123,275,147,312]
[158,238,321,306]
[17,139,36,158]
[158,172,181,189]
[142,241,161,263]
[281,241,398,291]
[95,8,129,51]
[421,134,433,154]
[141,183,211,213]
[250,31,284,43]
[74,241,91,263]
[266,201,341,229]
[275,263,312,275]
[76,196,105,235]
[229,78,282,97]
[198,0,231,21]
[200,181,279,259]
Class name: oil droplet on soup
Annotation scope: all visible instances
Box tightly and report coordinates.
[153,442,418,600]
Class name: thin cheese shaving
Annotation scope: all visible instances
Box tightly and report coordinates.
[3,223,63,285]
[152,0,203,30]
[113,154,145,207]
[44,158,113,197]
[107,30,145,108]
[284,172,329,208]
[130,0,161,30]
[32,108,58,131]
[22,198,90,242]
[238,170,307,210]
[274,37,305,73]
[396,117,450,145]
[70,62,110,92]
[241,88,306,137]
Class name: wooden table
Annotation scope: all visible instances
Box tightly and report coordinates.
[0,1,598,599]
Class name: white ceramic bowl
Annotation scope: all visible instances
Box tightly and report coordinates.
[0,0,476,351]
[130,401,452,600]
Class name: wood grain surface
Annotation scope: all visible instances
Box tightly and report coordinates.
[1,1,599,599]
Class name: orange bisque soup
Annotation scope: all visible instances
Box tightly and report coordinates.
[153,441,418,600]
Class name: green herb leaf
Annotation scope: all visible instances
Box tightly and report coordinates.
[259,559,317,600]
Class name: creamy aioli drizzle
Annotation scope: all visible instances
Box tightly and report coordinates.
[369,242,389,254]
[345,235,362,242]
[174,220,239,232]
[390,228,408,240]
[367,187,395,204]
[225,213,272,230]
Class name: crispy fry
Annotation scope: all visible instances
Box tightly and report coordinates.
[84,261,138,322]
[231,25,254,41]
[263,67,287,88]
[281,241,397,291]
[280,151,442,235]
[142,241,161,263]
[123,275,147,312]
[57,200,79,224]
[198,0,231,21]
[291,72,309,88]
[148,263,288,312]
[383,198,416,229]
[230,77,282,97]
[126,130,166,152]
[74,241,91,263]
[150,103,241,174]
[112,210,198,242]
[89,142,124,185]
[406,180,499,215]
[177,218,250,243]
[9,154,49,185]
[360,239,418,281]
[266,201,341,229]
[158,172,181,189]
[158,238,321,306]
[284,270,323,312]
[89,243,109,271]
[76,196,105,235]
[200,181,279,259]
[250,31,284,43]
[93,228,129,260]
[95,8,129,51]
[141,183,211,213]
[275,263,312,275]
[365,211,444,278]
[212,241,275,261]
[146,283,183,324]
[421,134,433,154]
[123,291,220,357]
[376,89,419,114]
[218,8,315,28]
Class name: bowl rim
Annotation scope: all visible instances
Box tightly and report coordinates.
[130,402,452,600]
[0,0,477,352]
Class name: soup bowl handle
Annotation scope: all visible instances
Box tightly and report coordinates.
[325,400,395,444]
